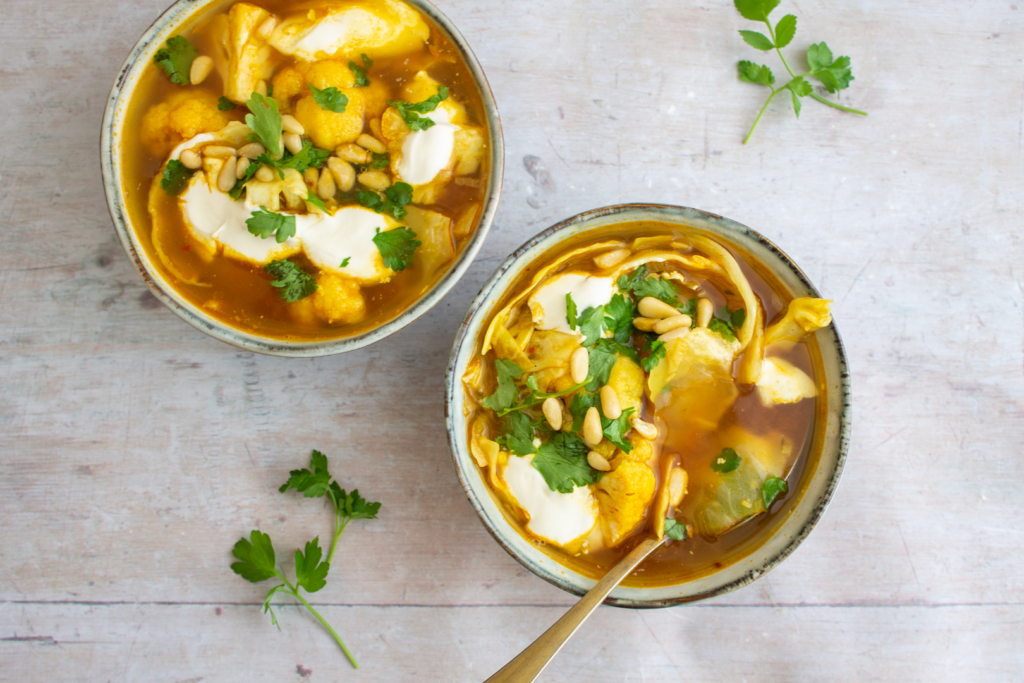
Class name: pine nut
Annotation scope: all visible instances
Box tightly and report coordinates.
[304,168,319,185]
[668,468,687,506]
[281,114,305,136]
[235,156,251,179]
[593,248,630,270]
[633,317,658,332]
[696,298,714,328]
[256,80,268,97]
[653,315,692,335]
[542,397,563,431]
[570,347,589,384]
[256,16,278,39]
[356,134,387,154]
[630,415,658,440]
[189,55,213,85]
[370,117,384,141]
[357,170,390,191]
[670,239,692,251]
[255,165,275,182]
[335,143,372,164]
[582,407,603,446]
[217,156,237,192]
[328,157,355,192]
[282,132,303,155]
[238,142,266,159]
[638,297,679,319]
[587,451,611,472]
[204,145,236,158]
[179,149,201,169]
[317,167,337,200]
[600,385,622,419]
[658,326,690,343]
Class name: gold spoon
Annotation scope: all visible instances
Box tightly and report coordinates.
[483,535,664,683]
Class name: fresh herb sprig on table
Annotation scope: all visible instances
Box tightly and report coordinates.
[734,0,866,143]
[231,449,380,669]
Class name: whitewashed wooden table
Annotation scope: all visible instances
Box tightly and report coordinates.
[2,0,1023,680]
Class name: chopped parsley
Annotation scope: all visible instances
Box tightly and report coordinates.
[711,447,741,473]
[305,189,327,213]
[531,432,601,494]
[642,338,666,372]
[356,182,413,220]
[369,152,390,169]
[482,359,524,412]
[585,344,617,392]
[348,53,373,87]
[308,83,348,113]
[245,92,283,157]
[709,306,746,342]
[246,207,296,243]
[264,260,318,302]
[339,257,351,268]
[387,86,449,131]
[278,141,330,173]
[496,411,538,456]
[218,96,238,111]
[372,227,420,271]
[565,293,579,330]
[160,159,195,195]
[664,517,689,541]
[153,35,198,85]
[617,265,682,306]
[762,475,788,507]
[577,306,606,347]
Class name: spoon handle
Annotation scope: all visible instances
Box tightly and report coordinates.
[483,536,663,683]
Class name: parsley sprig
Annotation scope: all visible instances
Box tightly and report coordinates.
[245,92,283,157]
[357,182,413,219]
[246,207,296,243]
[734,0,866,143]
[161,159,195,195]
[309,83,349,113]
[349,53,373,87]
[264,259,318,302]
[232,449,380,669]
[372,227,420,271]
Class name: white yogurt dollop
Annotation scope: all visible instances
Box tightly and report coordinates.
[397,109,458,185]
[301,207,391,282]
[528,272,616,335]
[503,455,598,547]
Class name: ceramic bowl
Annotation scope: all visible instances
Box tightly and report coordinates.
[100,0,503,357]
[445,204,851,608]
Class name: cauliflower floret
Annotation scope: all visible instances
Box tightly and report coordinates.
[527,331,580,393]
[273,60,365,149]
[606,354,644,415]
[594,460,656,547]
[613,433,653,465]
[313,274,366,324]
[141,91,232,156]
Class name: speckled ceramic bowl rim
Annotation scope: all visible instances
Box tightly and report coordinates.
[100,0,504,357]
[445,204,851,608]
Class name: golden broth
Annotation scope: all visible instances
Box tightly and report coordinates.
[121,0,491,341]
[463,222,827,588]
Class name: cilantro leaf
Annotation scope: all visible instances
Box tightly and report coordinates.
[370,152,390,169]
[372,226,420,271]
[278,141,330,173]
[531,432,599,493]
[245,93,283,157]
[294,537,330,594]
[246,207,296,243]
[356,182,413,220]
[616,265,648,292]
[679,296,698,319]
[711,447,741,473]
[617,267,680,306]
[308,83,348,113]
[348,54,372,87]
[231,530,279,583]
[734,0,780,22]
[774,14,797,48]
[279,449,333,497]
[739,30,775,51]
[496,411,537,456]
[218,96,238,111]
[708,318,737,342]
[604,293,635,343]
[738,60,776,87]
[153,35,198,85]
[387,86,449,131]
[340,257,350,267]
[160,159,195,195]
[565,293,579,330]
[597,337,639,365]
[664,518,689,541]
[482,359,524,412]
[228,159,262,200]
[642,339,666,372]
[264,259,318,302]
[709,306,745,342]
[763,475,788,507]
[568,390,599,433]
[306,189,327,213]
[586,345,617,392]
[601,407,635,453]
[578,306,606,347]
[730,307,746,329]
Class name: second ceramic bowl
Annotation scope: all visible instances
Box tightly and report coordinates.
[445,203,851,607]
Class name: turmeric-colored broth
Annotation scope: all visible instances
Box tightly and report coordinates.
[463,222,827,587]
[121,0,490,341]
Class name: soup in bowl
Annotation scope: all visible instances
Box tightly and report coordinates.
[102,0,502,355]
[446,205,850,606]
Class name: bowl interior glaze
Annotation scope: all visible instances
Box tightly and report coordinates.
[445,204,851,608]
[100,0,503,357]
